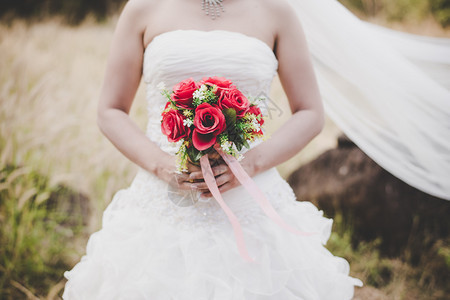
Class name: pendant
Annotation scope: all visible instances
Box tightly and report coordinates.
[202,0,225,20]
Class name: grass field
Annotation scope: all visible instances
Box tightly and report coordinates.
[0,16,448,299]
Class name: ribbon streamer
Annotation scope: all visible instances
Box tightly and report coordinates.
[200,154,254,262]
[214,144,315,237]
[199,145,315,262]
[213,144,314,237]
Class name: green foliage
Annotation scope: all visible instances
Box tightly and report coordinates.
[192,85,219,107]
[1,0,449,27]
[431,0,450,26]
[0,160,84,298]
[385,0,430,21]
[327,225,393,288]
[0,0,126,25]
[339,0,450,27]
[223,108,237,128]
[186,144,203,165]
[339,0,383,16]
[438,244,450,267]
[327,212,450,298]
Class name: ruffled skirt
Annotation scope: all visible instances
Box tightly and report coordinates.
[63,167,362,299]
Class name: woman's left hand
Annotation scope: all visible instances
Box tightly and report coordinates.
[188,161,239,198]
[188,153,258,198]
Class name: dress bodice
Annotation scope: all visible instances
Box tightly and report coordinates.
[142,30,278,154]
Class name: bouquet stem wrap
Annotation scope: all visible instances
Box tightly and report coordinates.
[199,144,314,262]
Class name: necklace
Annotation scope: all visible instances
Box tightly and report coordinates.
[202,0,225,20]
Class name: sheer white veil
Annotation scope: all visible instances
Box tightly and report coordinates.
[287,0,450,200]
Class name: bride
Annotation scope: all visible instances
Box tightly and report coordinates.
[63,0,363,298]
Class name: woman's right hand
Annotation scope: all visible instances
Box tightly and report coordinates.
[158,155,203,191]
[158,151,224,192]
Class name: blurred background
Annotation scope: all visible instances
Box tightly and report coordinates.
[0,1,449,299]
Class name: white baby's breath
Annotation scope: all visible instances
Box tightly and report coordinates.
[157,81,166,91]
[221,141,232,152]
[183,118,194,127]
[253,122,262,132]
[193,90,201,98]
[193,85,208,101]
[193,89,206,101]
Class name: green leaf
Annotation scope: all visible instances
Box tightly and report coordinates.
[222,108,236,128]
[241,136,250,149]
[232,132,250,152]
[187,146,202,164]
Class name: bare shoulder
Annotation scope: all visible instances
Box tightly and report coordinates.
[254,0,302,40]
[118,0,159,28]
[259,0,299,23]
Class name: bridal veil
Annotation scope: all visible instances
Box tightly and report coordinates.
[287,0,450,200]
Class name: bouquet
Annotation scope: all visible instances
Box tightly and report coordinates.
[159,77,310,262]
[159,76,266,172]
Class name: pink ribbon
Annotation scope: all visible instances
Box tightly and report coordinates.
[199,144,315,262]
[200,155,254,262]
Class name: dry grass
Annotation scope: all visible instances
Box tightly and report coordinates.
[364,14,450,37]
[0,19,148,227]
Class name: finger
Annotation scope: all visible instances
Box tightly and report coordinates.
[196,187,210,194]
[200,180,236,198]
[207,151,221,160]
[211,164,229,177]
[190,181,209,190]
[176,174,194,184]
[187,162,201,173]
[214,173,232,187]
[189,171,204,181]
[182,183,199,191]
[172,173,188,184]
[200,184,232,198]
[209,156,224,167]
[218,182,234,194]
[201,192,212,198]
[187,158,227,181]
[171,179,196,191]
[171,173,199,190]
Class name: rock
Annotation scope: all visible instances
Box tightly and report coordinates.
[287,135,450,260]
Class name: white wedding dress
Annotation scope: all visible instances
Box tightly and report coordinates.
[63,30,363,300]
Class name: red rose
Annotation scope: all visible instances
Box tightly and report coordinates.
[248,105,264,125]
[162,101,171,112]
[192,103,226,150]
[247,105,265,134]
[171,78,198,109]
[161,109,191,143]
[200,76,235,94]
[218,88,250,118]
